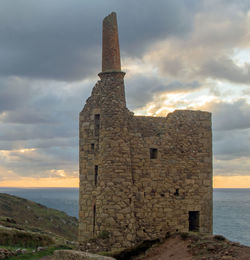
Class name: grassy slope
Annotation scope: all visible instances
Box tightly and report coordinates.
[0,193,78,241]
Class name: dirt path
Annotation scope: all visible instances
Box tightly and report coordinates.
[135,234,250,260]
[135,237,192,260]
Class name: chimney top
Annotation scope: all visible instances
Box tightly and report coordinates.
[102,12,121,73]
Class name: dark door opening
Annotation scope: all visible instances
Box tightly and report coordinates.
[150,148,158,159]
[189,211,200,232]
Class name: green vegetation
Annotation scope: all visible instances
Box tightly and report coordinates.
[214,234,226,241]
[0,226,53,247]
[7,245,72,260]
[0,193,78,241]
[0,193,78,259]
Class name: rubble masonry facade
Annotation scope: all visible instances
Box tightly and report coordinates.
[79,12,212,250]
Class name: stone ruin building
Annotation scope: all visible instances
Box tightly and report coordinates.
[79,12,213,249]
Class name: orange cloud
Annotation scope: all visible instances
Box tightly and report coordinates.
[213,175,250,188]
[0,177,79,188]
[0,175,249,188]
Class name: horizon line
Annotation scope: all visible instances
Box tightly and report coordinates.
[0,186,250,189]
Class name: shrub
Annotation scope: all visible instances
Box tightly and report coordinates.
[180,232,189,240]
[213,235,226,241]
[98,230,110,239]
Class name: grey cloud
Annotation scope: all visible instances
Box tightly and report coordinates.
[0,77,34,112]
[126,75,167,109]
[200,57,250,84]
[118,0,198,56]
[0,122,75,141]
[0,146,77,177]
[213,129,250,160]
[2,110,55,124]
[0,75,93,177]
[202,99,250,172]
[0,137,77,151]
[147,1,250,85]
[0,77,92,146]
[213,156,250,176]
[205,99,250,131]
[0,0,198,81]
[166,81,200,92]
[126,74,201,109]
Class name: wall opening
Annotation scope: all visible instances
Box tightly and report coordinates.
[150,148,158,159]
[174,189,179,196]
[91,143,95,151]
[189,211,200,232]
[94,114,100,136]
[95,165,98,186]
[93,204,96,234]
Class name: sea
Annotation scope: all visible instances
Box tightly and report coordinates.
[0,187,249,247]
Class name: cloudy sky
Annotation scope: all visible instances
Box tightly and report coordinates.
[0,0,250,187]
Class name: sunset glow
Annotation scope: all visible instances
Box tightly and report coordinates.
[0,176,249,188]
[213,176,250,189]
[0,1,250,188]
[0,177,79,188]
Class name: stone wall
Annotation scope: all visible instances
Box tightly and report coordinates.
[130,110,212,241]
[79,72,136,249]
[79,72,212,250]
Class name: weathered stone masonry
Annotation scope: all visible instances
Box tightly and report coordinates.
[79,12,213,249]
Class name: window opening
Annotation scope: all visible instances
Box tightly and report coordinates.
[94,114,100,136]
[93,204,96,234]
[91,143,95,151]
[95,165,98,186]
[150,148,158,159]
[174,189,179,196]
[189,211,200,232]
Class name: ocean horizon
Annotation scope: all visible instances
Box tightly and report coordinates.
[0,187,249,247]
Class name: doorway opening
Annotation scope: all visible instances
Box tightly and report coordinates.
[189,211,199,232]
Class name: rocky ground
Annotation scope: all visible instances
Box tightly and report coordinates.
[79,232,250,260]
[131,233,250,260]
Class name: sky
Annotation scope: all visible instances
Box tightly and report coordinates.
[0,0,250,188]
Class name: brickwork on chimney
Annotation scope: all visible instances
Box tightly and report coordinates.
[102,12,121,72]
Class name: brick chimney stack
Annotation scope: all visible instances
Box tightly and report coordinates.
[102,12,121,72]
